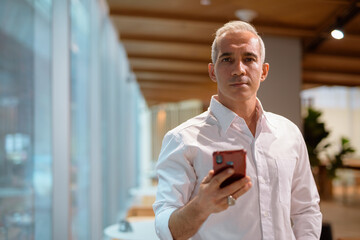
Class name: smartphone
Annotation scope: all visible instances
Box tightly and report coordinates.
[213,149,246,188]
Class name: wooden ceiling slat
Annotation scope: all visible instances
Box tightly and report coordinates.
[139,81,217,91]
[139,81,217,103]
[344,13,360,33]
[106,0,360,105]
[107,0,341,29]
[119,33,203,44]
[112,15,219,44]
[129,58,208,74]
[123,40,211,61]
[255,25,314,38]
[316,36,360,57]
[303,70,360,86]
[321,0,360,6]
[303,54,360,74]
[136,71,210,83]
[140,88,215,104]
[108,4,226,22]
[112,15,316,41]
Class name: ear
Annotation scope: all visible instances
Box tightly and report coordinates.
[260,63,269,82]
[208,63,217,83]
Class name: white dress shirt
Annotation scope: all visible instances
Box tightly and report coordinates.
[153,96,322,240]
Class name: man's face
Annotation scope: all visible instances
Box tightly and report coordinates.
[208,31,269,107]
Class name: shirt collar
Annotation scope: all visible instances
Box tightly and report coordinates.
[256,99,277,133]
[208,95,277,135]
[208,96,237,134]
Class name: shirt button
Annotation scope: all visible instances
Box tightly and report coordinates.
[263,211,269,217]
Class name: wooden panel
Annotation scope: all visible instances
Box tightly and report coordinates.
[255,25,314,38]
[136,71,210,83]
[140,81,217,103]
[112,15,315,42]
[129,58,208,74]
[139,81,216,91]
[345,13,360,33]
[112,15,219,43]
[141,88,215,104]
[106,0,360,104]
[316,36,360,57]
[303,70,360,86]
[123,40,211,61]
[108,0,340,29]
[303,54,360,74]
[107,0,220,20]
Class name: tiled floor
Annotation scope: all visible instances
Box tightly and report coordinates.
[320,182,360,240]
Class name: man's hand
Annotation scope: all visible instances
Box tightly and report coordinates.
[195,168,252,217]
[168,169,252,240]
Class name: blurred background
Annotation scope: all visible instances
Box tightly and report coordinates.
[0,0,359,239]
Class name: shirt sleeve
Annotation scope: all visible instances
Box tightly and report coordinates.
[290,130,322,239]
[152,131,197,240]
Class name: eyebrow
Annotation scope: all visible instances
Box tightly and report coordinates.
[218,52,233,59]
[244,52,258,59]
[218,52,258,60]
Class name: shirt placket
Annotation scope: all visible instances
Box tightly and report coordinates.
[253,133,275,240]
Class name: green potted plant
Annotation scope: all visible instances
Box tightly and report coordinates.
[303,107,355,199]
[326,137,355,179]
[304,107,330,168]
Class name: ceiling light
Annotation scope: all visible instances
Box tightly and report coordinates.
[331,29,344,40]
[235,9,258,22]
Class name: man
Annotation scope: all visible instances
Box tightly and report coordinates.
[153,21,322,240]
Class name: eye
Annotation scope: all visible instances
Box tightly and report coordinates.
[221,57,232,62]
[244,57,255,62]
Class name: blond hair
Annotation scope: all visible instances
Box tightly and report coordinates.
[211,21,265,64]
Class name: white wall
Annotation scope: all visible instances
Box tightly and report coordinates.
[258,36,302,128]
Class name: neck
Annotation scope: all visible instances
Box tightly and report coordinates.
[216,96,259,136]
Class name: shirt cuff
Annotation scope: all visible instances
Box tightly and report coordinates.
[155,207,176,240]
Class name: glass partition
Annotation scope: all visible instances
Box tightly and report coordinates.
[70,0,91,239]
[0,0,151,239]
[0,0,53,239]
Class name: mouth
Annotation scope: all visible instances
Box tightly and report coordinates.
[229,82,248,87]
[229,77,249,87]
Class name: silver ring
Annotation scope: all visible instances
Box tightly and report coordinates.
[227,195,236,206]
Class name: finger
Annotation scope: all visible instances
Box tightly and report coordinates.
[202,170,215,184]
[231,181,252,199]
[213,196,231,211]
[219,176,251,197]
[211,168,235,188]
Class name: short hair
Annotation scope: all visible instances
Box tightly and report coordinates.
[211,21,266,64]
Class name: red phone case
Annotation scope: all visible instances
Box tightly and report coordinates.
[213,149,246,188]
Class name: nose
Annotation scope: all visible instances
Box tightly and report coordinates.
[231,60,246,76]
